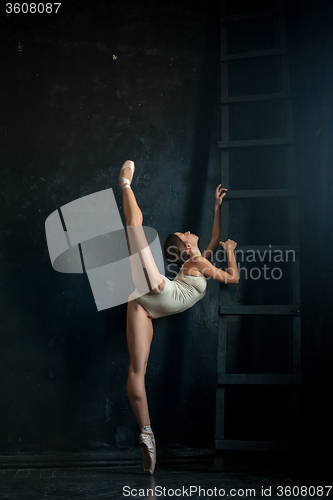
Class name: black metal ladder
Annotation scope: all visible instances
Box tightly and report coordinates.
[215,0,302,469]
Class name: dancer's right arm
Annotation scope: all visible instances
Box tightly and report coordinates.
[194,239,239,284]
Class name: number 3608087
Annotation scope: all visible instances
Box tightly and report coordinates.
[6,3,61,14]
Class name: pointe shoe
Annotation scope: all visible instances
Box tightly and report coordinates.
[119,160,135,190]
[139,432,156,475]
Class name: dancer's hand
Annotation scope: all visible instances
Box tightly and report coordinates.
[219,239,237,251]
[215,184,227,206]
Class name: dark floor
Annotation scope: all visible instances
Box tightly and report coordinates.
[0,454,332,500]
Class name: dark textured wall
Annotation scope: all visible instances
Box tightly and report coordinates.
[0,0,221,453]
[0,0,332,456]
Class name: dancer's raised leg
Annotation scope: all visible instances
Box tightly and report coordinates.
[120,160,165,294]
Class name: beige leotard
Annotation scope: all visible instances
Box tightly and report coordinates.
[129,270,207,319]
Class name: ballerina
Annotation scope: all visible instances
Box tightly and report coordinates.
[119,160,239,474]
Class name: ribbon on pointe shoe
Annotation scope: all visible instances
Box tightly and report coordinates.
[119,160,135,190]
[139,432,156,475]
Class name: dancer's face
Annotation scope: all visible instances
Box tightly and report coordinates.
[175,231,199,248]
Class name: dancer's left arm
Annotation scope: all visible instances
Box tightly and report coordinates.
[201,185,227,261]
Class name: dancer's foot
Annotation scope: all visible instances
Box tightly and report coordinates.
[119,160,135,190]
[139,431,156,475]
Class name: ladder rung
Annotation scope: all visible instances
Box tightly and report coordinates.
[219,138,294,148]
[220,8,283,24]
[219,305,300,315]
[224,188,297,199]
[236,245,300,253]
[218,374,303,385]
[222,92,289,104]
[221,48,286,62]
[215,440,302,451]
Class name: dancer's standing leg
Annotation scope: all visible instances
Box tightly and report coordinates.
[126,299,153,429]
